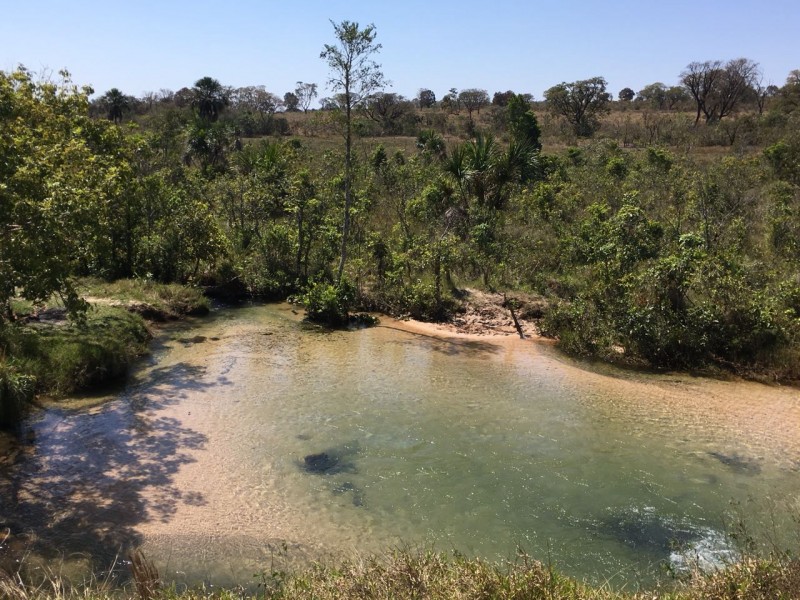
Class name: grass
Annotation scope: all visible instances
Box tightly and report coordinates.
[2,550,800,600]
[0,305,151,401]
[77,278,210,319]
[0,278,210,425]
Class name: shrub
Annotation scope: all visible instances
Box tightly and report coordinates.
[302,280,355,326]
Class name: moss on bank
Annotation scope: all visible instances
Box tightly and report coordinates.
[2,551,800,600]
[0,279,210,427]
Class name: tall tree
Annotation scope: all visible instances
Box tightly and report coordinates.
[506,93,542,152]
[320,20,387,283]
[294,82,318,112]
[544,77,611,137]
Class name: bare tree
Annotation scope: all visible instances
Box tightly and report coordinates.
[295,82,318,113]
[681,60,724,125]
[682,58,760,125]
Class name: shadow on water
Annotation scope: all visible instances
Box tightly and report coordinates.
[0,360,229,578]
[377,325,501,357]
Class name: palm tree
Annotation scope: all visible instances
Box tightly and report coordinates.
[101,88,129,124]
[192,77,229,122]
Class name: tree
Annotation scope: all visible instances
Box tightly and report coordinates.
[544,77,611,137]
[618,87,635,102]
[192,76,229,122]
[98,87,131,123]
[637,82,667,109]
[0,68,119,319]
[506,93,541,151]
[417,88,436,108]
[233,86,282,120]
[365,92,413,135]
[320,19,387,283]
[283,91,300,112]
[665,85,689,110]
[681,58,760,125]
[492,90,515,106]
[458,88,489,122]
[295,82,318,112]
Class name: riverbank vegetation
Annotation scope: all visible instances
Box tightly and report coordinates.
[0,278,209,426]
[2,24,800,426]
[2,549,800,599]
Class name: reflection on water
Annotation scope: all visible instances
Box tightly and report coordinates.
[1,303,799,589]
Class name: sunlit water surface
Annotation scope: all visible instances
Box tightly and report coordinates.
[1,304,799,589]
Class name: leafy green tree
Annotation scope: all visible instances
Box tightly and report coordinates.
[636,82,667,109]
[192,76,229,122]
[0,68,119,319]
[665,85,689,109]
[544,77,611,137]
[283,91,300,112]
[506,93,542,152]
[417,88,436,108]
[320,19,387,283]
[618,87,635,102]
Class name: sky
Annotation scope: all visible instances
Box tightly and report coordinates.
[1,0,798,104]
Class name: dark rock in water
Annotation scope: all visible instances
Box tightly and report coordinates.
[303,452,340,474]
[708,451,761,474]
[300,441,360,475]
[596,508,699,556]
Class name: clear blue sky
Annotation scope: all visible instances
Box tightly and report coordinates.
[2,0,797,103]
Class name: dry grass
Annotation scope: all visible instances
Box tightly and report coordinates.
[3,549,800,600]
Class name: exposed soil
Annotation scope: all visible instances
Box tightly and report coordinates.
[419,288,547,338]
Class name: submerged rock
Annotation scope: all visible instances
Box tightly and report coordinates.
[300,441,360,475]
[303,452,339,474]
[707,451,761,474]
[596,506,699,555]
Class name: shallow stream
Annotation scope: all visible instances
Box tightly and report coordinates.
[1,304,799,588]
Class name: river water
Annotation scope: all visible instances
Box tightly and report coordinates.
[1,304,799,588]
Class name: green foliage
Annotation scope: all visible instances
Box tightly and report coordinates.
[0,306,151,403]
[0,361,35,427]
[506,93,542,151]
[544,77,611,137]
[302,279,356,325]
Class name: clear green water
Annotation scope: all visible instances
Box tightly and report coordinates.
[1,303,799,589]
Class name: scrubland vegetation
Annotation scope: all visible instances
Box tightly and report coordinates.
[2,20,800,596]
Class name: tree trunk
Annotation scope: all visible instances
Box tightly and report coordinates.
[336,100,352,284]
